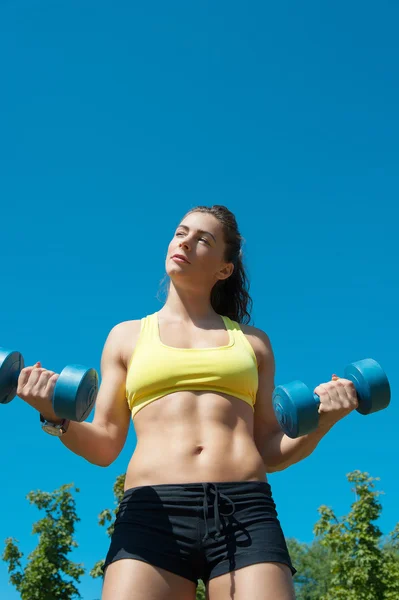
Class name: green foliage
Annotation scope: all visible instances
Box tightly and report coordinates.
[2,484,84,600]
[286,537,333,599]
[196,578,206,599]
[313,470,399,600]
[287,471,399,600]
[90,473,126,578]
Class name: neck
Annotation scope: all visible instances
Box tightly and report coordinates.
[160,281,218,322]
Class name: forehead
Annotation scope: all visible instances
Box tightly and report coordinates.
[178,211,223,233]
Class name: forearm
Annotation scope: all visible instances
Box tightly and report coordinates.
[261,424,333,473]
[59,421,114,467]
[24,397,113,467]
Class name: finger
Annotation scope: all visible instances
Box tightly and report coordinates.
[44,373,59,396]
[341,379,359,408]
[329,378,355,410]
[38,370,56,382]
[344,379,357,398]
[315,382,336,397]
[17,365,42,389]
[27,368,48,388]
[314,383,334,411]
[37,370,56,389]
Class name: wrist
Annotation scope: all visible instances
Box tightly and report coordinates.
[317,414,336,434]
[40,414,70,436]
[40,413,63,425]
[24,397,61,422]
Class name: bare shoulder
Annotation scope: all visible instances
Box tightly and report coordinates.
[105,319,142,369]
[240,323,274,367]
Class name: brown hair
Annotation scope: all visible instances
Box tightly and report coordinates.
[182,205,253,324]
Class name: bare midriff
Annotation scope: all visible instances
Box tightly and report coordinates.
[124,390,268,490]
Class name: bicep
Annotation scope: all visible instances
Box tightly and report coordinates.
[91,324,131,454]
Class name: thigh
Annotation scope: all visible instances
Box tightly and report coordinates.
[206,562,295,600]
[102,558,197,600]
[101,484,203,597]
[201,481,296,583]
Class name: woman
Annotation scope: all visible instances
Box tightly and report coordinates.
[18,205,358,600]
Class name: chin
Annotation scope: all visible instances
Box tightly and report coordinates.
[167,268,188,279]
[165,258,188,277]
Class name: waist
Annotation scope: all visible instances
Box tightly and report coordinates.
[121,479,272,502]
[118,480,275,543]
[126,433,267,489]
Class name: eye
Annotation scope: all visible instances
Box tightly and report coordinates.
[175,231,184,237]
[199,237,209,244]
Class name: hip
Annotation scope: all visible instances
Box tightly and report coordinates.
[104,479,297,581]
[113,479,283,553]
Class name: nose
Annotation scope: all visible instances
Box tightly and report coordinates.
[179,238,191,251]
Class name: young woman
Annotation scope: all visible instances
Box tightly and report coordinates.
[18,205,358,600]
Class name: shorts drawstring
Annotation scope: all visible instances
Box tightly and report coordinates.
[201,482,236,542]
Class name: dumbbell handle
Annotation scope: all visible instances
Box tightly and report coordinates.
[312,393,322,407]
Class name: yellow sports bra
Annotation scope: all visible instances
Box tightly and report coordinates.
[126,312,259,420]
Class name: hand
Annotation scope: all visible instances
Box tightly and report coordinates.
[314,374,359,431]
[17,361,60,420]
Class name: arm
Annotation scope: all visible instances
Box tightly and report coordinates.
[58,323,132,466]
[259,422,333,474]
[251,330,332,473]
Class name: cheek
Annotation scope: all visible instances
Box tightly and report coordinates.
[165,239,179,269]
[166,239,175,255]
[198,252,221,273]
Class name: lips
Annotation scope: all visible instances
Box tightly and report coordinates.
[172,254,190,263]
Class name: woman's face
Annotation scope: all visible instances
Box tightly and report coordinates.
[165,211,233,287]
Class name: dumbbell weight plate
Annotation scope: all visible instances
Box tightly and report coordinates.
[0,349,24,405]
[344,358,391,415]
[272,380,319,439]
[53,365,99,422]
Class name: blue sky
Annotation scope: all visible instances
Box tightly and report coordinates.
[1,1,398,598]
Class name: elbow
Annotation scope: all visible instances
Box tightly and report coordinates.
[88,457,115,468]
[96,451,120,467]
[84,456,111,467]
[86,452,118,468]
[266,465,280,474]
[265,461,289,473]
[90,425,125,467]
[96,458,114,468]
[267,456,304,473]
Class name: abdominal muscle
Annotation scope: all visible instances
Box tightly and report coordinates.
[124,390,268,490]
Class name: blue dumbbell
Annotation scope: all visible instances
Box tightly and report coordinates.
[0,347,98,422]
[272,358,391,439]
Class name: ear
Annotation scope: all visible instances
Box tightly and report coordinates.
[217,262,235,281]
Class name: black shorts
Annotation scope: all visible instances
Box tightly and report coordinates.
[102,480,296,585]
